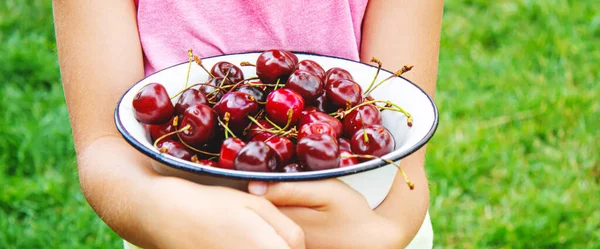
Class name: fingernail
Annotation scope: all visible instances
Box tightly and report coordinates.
[248,181,267,196]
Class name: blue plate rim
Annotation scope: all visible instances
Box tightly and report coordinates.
[114,51,439,181]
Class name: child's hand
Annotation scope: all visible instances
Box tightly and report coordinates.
[141,177,306,249]
[248,180,403,249]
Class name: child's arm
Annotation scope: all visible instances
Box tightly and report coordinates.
[52,1,305,248]
[248,0,444,248]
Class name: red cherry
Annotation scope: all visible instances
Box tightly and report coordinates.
[350,125,395,159]
[281,163,303,173]
[339,150,359,168]
[210,61,244,84]
[299,106,319,122]
[337,137,352,151]
[132,83,174,124]
[236,85,267,103]
[234,141,279,172]
[326,79,363,109]
[259,136,295,165]
[286,70,324,103]
[256,50,296,85]
[312,93,335,113]
[282,50,298,66]
[218,138,247,170]
[343,104,382,138]
[213,92,259,134]
[297,60,325,81]
[148,116,177,142]
[200,77,226,101]
[156,140,193,161]
[266,88,305,127]
[324,67,353,88]
[298,111,343,138]
[174,88,207,116]
[179,104,217,147]
[296,134,340,171]
[196,159,218,167]
[298,122,337,140]
[245,119,275,141]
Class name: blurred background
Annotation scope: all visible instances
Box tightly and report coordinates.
[0,0,598,248]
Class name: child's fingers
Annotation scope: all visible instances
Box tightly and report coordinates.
[237,207,297,249]
[249,179,354,208]
[246,198,306,249]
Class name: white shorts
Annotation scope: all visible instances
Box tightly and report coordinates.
[123,210,433,249]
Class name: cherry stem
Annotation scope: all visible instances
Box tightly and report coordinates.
[153,124,191,149]
[265,117,283,131]
[362,57,383,94]
[358,111,369,143]
[247,83,279,87]
[331,99,413,127]
[280,109,294,131]
[218,69,231,87]
[191,155,200,163]
[273,78,282,90]
[240,61,256,67]
[218,113,237,139]
[170,82,216,100]
[364,65,413,96]
[340,154,414,190]
[176,133,221,157]
[226,76,260,92]
[194,55,215,78]
[183,49,195,89]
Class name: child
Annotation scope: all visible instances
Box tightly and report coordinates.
[52,0,443,248]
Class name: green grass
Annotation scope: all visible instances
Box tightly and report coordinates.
[0,0,598,248]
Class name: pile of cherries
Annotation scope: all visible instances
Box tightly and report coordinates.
[132,49,413,178]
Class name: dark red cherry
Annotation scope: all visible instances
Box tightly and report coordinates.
[298,122,337,140]
[218,138,246,170]
[337,137,352,151]
[234,141,279,172]
[199,78,225,102]
[296,134,340,171]
[210,61,244,85]
[260,136,295,165]
[156,140,193,161]
[148,116,177,141]
[196,159,218,167]
[174,88,207,116]
[282,50,298,66]
[265,88,305,126]
[179,104,217,147]
[324,67,353,88]
[132,83,174,124]
[256,49,296,85]
[312,93,336,113]
[326,79,363,109]
[281,163,303,173]
[297,112,343,138]
[286,70,324,103]
[338,150,359,168]
[236,85,267,103]
[343,104,382,138]
[245,119,275,141]
[299,106,319,122]
[297,60,325,80]
[350,125,395,158]
[213,92,259,134]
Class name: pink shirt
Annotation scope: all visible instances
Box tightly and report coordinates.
[135,0,368,76]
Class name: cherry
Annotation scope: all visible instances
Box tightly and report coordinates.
[236,85,267,103]
[324,67,353,88]
[337,137,352,151]
[179,104,217,147]
[350,125,395,158]
[132,83,174,124]
[338,150,360,168]
[245,119,275,141]
[298,122,337,140]
[299,106,319,122]
[156,139,193,161]
[286,70,324,103]
[213,92,259,134]
[281,163,303,173]
[255,49,296,85]
[148,116,177,142]
[297,60,325,81]
[326,79,363,109]
[296,133,340,171]
[266,88,305,127]
[196,159,218,167]
[297,111,343,138]
[282,50,298,66]
[174,88,207,115]
[218,138,246,170]
[343,104,382,138]
[199,78,225,102]
[234,141,279,172]
[210,61,244,84]
[260,136,295,165]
